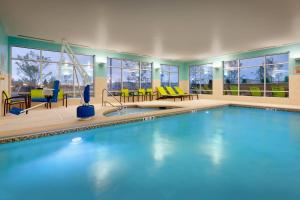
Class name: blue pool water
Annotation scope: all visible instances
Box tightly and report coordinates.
[1,106,300,200]
[104,107,169,117]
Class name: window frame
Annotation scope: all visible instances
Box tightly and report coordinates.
[107,57,153,92]
[189,63,213,94]
[223,52,289,97]
[160,64,179,87]
[10,46,95,98]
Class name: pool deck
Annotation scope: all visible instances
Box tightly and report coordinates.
[1,99,300,143]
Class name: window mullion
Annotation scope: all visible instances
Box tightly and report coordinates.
[264,56,266,97]
[237,59,240,96]
[39,50,43,86]
[121,60,123,90]
[139,61,141,89]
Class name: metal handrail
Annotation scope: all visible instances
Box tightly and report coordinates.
[102,89,124,110]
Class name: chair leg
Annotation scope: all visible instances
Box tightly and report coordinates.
[3,101,6,116]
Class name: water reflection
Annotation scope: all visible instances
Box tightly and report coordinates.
[91,147,120,189]
[202,129,225,166]
[152,131,174,167]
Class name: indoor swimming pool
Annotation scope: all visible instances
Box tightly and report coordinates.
[1,106,300,200]
[104,106,172,117]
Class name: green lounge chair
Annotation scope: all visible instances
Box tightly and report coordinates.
[249,86,262,96]
[271,86,286,97]
[229,85,238,95]
[157,86,182,101]
[174,86,198,100]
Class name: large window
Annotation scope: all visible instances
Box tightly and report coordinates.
[223,53,289,97]
[189,64,213,94]
[160,64,179,87]
[11,47,94,97]
[107,58,152,91]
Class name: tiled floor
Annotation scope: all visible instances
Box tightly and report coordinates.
[1,99,300,140]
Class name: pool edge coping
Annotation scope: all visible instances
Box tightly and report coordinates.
[1,103,300,144]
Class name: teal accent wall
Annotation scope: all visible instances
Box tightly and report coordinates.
[7,35,300,83]
[0,21,8,74]
[184,43,300,80]
[8,36,184,81]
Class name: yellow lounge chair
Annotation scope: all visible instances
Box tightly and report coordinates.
[145,88,154,101]
[174,86,199,100]
[137,88,146,101]
[166,86,190,101]
[157,87,182,101]
[120,89,130,103]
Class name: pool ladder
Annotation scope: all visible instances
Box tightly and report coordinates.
[101,89,125,110]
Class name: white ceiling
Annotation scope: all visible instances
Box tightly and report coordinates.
[1,0,300,60]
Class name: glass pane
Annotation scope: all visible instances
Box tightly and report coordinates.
[58,64,74,96]
[266,64,288,83]
[11,60,40,95]
[170,72,179,87]
[239,66,264,96]
[161,65,169,72]
[169,66,178,73]
[11,47,40,60]
[141,62,152,70]
[141,70,152,89]
[189,66,201,93]
[122,69,139,90]
[40,63,58,88]
[240,66,264,84]
[107,67,121,91]
[224,69,238,84]
[62,53,82,64]
[223,68,238,95]
[42,50,61,62]
[161,71,169,87]
[240,57,264,67]
[107,58,121,67]
[224,60,238,69]
[76,55,93,65]
[123,60,139,69]
[266,53,289,64]
[200,66,213,94]
[266,63,288,97]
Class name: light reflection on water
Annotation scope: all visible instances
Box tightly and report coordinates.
[152,131,174,167]
[201,128,225,166]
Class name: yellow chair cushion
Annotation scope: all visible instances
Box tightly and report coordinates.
[121,89,129,97]
[157,87,168,96]
[174,86,185,95]
[166,86,177,95]
[146,88,153,95]
[31,89,64,99]
[138,88,146,95]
